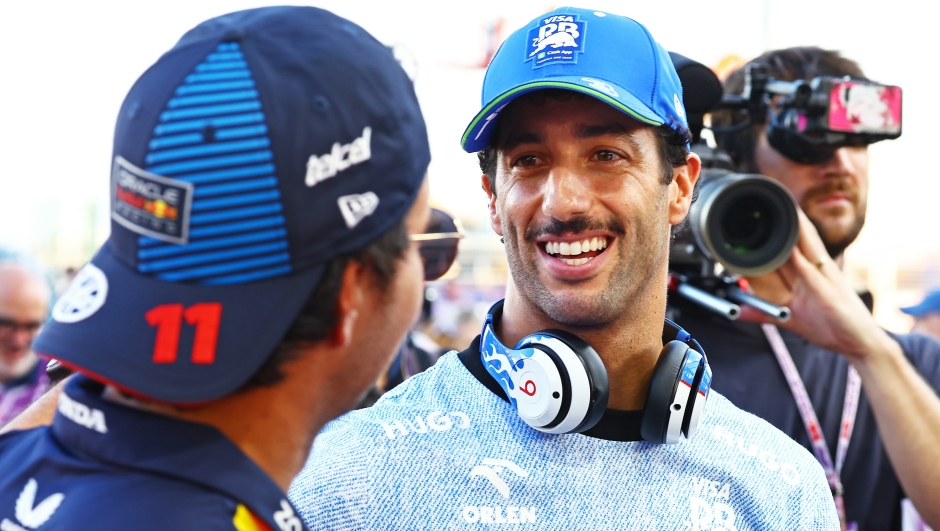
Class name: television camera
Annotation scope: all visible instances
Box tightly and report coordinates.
[668,52,902,320]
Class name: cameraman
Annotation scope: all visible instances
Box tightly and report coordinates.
[676,47,940,530]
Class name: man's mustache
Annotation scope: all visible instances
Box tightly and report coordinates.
[523,216,626,241]
[802,180,859,205]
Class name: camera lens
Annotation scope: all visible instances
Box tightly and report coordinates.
[688,173,799,277]
[719,196,775,254]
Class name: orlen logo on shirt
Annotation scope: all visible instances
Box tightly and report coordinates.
[462,458,536,525]
[57,393,107,434]
[380,411,470,440]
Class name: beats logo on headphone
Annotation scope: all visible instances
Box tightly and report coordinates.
[480,300,712,444]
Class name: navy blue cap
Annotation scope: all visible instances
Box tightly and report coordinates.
[901,290,940,317]
[33,6,430,404]
[461,7,687,152]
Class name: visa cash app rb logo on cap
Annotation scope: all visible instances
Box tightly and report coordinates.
[526,14,586,68]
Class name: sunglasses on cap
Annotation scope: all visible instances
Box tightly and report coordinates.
[410,208,464,281]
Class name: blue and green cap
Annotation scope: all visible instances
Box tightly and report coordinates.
[461,7,687,152]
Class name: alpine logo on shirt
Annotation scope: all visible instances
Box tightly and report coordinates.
[525,14,586,68]
[1,479,64,531]
[462,458,537,525]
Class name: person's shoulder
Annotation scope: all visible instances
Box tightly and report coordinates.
[289,351,504,528]
[0,457,257,531]
[688,393,838,527]
[699,392,823,478]
[891,331,940,386]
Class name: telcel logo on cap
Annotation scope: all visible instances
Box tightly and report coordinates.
[305,126,373,187]
[526,14,586,68]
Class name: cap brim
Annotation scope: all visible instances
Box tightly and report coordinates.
[901,304,930,317]
[460,77,665,153]
[33,243,325,404]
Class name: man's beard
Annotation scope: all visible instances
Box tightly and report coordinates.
[502,203,669,329]
[801,180,867,258]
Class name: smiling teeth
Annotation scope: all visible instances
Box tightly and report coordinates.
[546,237,607,256]
[562,257,593,265]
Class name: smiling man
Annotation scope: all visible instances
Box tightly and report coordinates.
[289,8,837,530]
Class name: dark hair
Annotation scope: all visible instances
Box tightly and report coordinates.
[240,217,409,389]
[477,91,690,193]
[711,47,866,172]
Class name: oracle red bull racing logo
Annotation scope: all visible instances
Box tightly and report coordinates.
[525,14,586,68]
[111,156,193,244]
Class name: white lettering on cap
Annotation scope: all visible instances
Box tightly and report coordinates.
[305,127,372,187]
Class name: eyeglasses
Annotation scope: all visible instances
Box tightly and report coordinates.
[0,316,44,337]
[410,208,465,281]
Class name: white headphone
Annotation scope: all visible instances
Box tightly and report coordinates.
[480,300,712,443]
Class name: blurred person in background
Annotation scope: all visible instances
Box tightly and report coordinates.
[902,290,940,341]
[0,261,52,427]
[0,6,449,530]
[290,9,838,529]
[672,47,940,530]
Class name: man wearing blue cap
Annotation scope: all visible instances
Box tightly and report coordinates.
[903,290,940,341]
[290,8,837,529]
[0,7,464,530]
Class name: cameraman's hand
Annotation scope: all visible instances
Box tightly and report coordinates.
[741,210,940,527]
[740,208,899,362]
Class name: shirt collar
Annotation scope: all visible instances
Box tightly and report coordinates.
[52,376,309,531]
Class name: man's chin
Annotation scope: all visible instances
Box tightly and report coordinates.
[808,213,865,258]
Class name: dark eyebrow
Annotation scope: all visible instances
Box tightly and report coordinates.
[498,132,542,152]
[576,123,644,151]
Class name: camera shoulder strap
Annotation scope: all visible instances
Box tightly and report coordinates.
[762,323,860,530]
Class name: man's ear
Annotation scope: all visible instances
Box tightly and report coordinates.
[331,260,364,349]
[668,152,701,225]
[481,174,503,237]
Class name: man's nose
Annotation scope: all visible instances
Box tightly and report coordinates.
[10,328,36,350]
[541,167,591,221]
[820,147,859,178]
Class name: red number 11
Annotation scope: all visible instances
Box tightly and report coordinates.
[145,303,223,364]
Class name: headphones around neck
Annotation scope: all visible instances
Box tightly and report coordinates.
[480,300,712,444]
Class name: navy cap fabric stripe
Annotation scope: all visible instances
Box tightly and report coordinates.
[154,112,265,135]
[138,229,287,260]
[137,42,290,285]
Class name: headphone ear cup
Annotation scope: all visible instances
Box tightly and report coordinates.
[517,330,609,433]
[640,341,690,444]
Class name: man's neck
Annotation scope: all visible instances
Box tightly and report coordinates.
[498,283,666,411]
[114,374,328,492]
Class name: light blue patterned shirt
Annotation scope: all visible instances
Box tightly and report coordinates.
[290,351,838,530]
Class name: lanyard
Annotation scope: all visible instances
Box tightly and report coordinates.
[762,324,861,529]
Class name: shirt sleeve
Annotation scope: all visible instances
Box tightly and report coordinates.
[893,332,940,392]
[288,418,372,531]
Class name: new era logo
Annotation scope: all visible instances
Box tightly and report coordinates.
[338,192,379,229]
